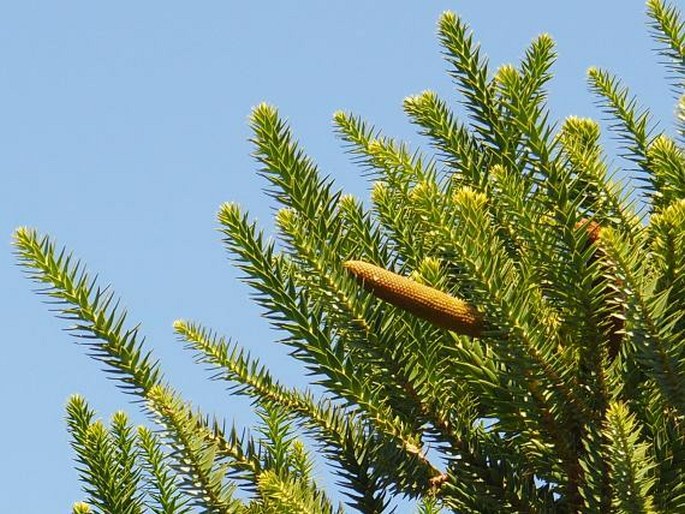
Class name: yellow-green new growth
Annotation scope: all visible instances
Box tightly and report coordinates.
[343,260,483,337]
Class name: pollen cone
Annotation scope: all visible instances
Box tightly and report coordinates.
[344,260,483,337]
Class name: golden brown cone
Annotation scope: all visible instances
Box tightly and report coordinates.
[343,260,483,337]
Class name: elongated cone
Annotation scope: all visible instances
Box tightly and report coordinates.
[343,260,483,337]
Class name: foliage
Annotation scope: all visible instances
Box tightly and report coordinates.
[14,1,685,512]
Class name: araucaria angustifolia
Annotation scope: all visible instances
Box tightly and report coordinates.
[15,1,685,512]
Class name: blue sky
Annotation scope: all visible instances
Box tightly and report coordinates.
[1,1,677,511]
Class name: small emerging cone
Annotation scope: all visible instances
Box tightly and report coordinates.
[344,260,483,337]
[576,218,602,247]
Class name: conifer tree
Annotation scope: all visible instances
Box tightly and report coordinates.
[14,1,685,512]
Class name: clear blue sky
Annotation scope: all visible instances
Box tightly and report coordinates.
[1,1,676,511]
